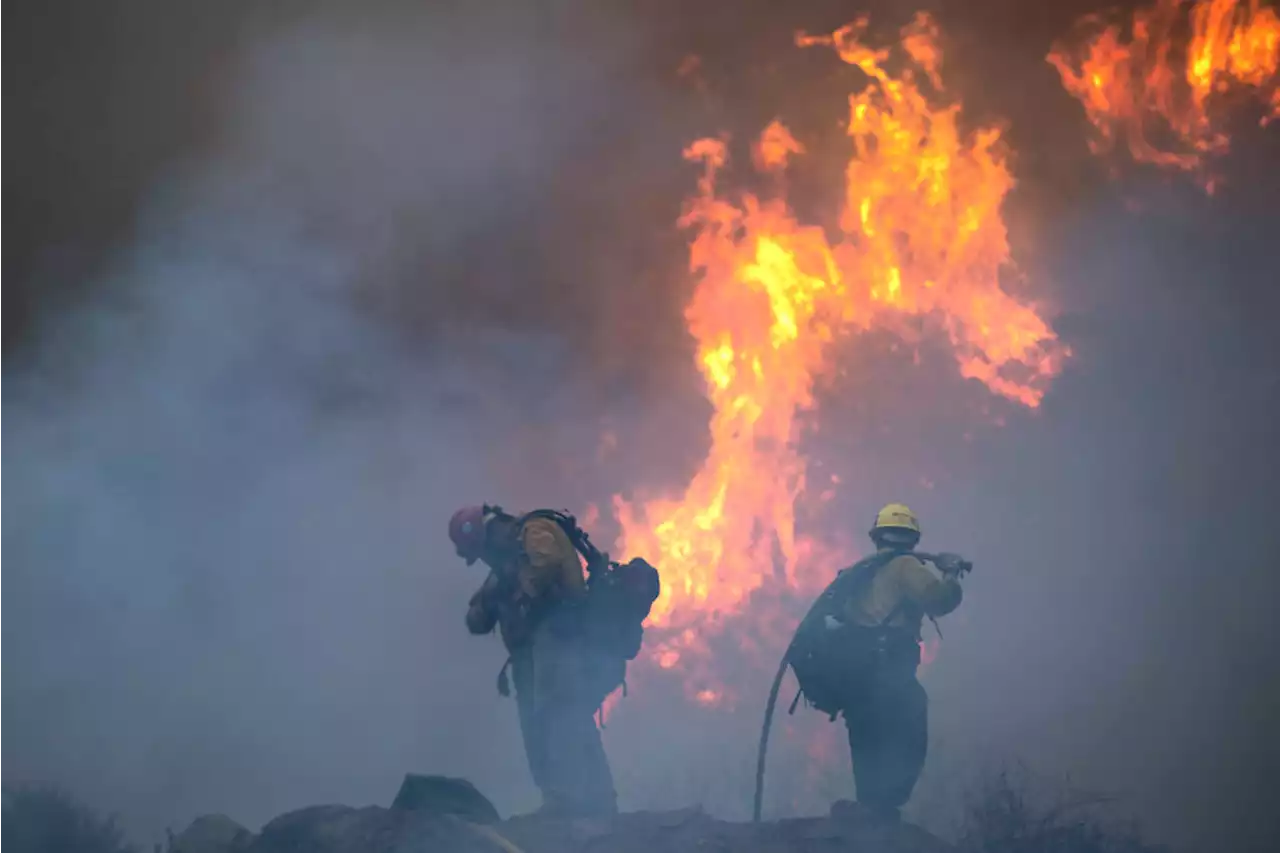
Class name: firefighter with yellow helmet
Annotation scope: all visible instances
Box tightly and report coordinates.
[753,503,970,822]
[835,502,965,820]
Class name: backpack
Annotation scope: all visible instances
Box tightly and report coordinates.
[511,509,661,710]
[514,509,661,663]
[786,550,918,718]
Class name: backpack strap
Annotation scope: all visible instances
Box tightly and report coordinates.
[812,549,905,623]
[496,656,512,698]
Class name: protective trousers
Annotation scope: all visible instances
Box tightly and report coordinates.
[510,649,549,792]
[510,621,617,817]
[842,662,928,811]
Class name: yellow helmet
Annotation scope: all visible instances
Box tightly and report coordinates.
[870,502,921,536]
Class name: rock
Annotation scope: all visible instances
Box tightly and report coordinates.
[567,817,614,843]
[250,806,496,853]
[169,814,252,853]
[498,808,955,853]
[830,798,875,824]
[254,805,392,853]
[231,789,955,853]
[390,774,501,824]
[655,806,705,829]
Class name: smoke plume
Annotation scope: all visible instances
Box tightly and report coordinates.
[5,3,1280,853]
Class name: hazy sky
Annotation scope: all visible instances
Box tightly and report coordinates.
[6,3,1279,852]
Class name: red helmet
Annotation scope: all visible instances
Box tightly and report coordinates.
[448,505,488,565]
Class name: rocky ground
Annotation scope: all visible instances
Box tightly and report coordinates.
[166,775,955,853]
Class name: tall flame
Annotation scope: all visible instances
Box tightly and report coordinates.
[615,14,1064,701]
[1048,0,1280,184]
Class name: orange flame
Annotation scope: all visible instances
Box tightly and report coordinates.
[1048,0,1280,183]
[920,635,942,669]
[753,120,806,171]
[613,14,1064,700]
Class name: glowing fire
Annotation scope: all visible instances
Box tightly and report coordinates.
[614,14,1064,701]
[1048,0,1280,184]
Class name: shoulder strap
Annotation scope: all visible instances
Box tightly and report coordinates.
[813,549,905,618]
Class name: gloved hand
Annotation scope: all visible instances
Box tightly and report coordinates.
[932,552,973,578]
[474,572,504,608]
[466,573,503,635]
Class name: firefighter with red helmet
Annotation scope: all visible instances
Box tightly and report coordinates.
[449,504,617,818]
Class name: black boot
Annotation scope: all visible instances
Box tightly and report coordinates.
[865,803,901,824]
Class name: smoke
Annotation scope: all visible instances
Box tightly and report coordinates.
[1,0,699,837]
[6,2,1280,853]
[847,179,1280,851]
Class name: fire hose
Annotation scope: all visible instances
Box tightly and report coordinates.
[753,646,794,823]
[751,551,971,822]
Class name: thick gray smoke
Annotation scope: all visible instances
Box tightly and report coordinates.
[6,3,1280,853]
[2,0,697,837]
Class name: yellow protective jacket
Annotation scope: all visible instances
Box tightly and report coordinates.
[841,550,963,637]
[466,514,586,650]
